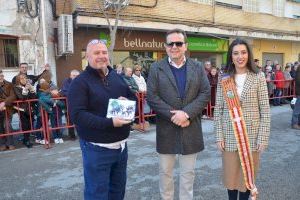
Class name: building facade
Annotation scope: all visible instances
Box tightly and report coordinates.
[0,0,57,82]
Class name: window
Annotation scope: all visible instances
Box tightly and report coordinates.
[273,0,285,17]
[243,0,258,13]
[188,0,213,5]
[0,37,19,68]
[215,1,243,10]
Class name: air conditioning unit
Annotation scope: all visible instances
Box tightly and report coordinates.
[58,14,74,55]
[104,0,129,9]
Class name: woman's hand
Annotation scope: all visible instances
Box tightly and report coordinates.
[217,141,225,152]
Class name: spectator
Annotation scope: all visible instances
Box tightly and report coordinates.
[264,59,272,73]
[204,61,212,75]
[13,74,36,148]
[12,63,49,85]
[0,70,16,151]
[61,69,80,139]
[132,65,147,93]
[290,61,299,79]
[208,67,218,107]
[115,63,124,75]
[283,64,293,89]
[123,67,139,94]
[291,63,300,129]
[273,64,285,106]
[265,66,275,98]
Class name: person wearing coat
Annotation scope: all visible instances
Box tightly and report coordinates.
[147,28,211,200]
[13,74,36,148]
[214,38,270,200]
[0,70,16,151]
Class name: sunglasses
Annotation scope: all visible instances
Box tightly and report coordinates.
[165,41,185,47]
[88,39,107,46]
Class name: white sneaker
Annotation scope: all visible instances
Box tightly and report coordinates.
[59,138,64,144]
[35,139,41,144]
[54,138,60,144]
[40,140,49,145]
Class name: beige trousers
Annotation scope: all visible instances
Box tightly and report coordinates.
[159,153,198,200]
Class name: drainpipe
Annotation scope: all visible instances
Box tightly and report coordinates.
[40,0,57,84]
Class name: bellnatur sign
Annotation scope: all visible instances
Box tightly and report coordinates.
[187,37,228,52]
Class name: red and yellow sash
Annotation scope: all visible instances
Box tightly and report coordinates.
[221,74,258,200]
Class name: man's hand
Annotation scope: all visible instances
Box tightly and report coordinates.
[180,120,190,128]
[112,117,132,127]
[51,89,60,97]
[217,141,225,152]
[170,110,189,126]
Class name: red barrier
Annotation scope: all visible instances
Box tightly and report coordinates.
[0,79,296,146]
[0,99,48,148]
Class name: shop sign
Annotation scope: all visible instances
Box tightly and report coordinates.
[187,37,228,52]
[123,38,164,49]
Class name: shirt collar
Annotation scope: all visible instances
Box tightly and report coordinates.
[168,57,186,68]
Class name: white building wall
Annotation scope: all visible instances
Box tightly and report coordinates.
[0,0,56,83]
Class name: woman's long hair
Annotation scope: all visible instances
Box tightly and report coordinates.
[224,38,258,76]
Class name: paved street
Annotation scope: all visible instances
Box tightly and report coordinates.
[0,105,299,200]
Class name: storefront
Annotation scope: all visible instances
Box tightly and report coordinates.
[187,36,229,68]
[56,28,166,85]
[56,29,230,85]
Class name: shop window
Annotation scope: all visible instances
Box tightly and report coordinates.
[0,38,19,68]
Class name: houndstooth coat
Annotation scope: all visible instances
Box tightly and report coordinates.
[214,71,271,152]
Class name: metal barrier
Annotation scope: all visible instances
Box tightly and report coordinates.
[0,79,296,147]
[0,99,48,148]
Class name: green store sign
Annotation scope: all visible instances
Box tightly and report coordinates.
[187,37,228,52]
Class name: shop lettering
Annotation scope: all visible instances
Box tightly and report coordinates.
[124,38,164,49]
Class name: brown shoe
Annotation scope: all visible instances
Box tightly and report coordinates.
[0,146,6,151]
[292,124,300,130]
[8,145,16,150]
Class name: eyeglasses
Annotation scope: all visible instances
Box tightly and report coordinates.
[165,41,185,47]
[87,39,107,46]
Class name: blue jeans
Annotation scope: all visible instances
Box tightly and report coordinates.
[80,139,128,200]
[291,97,300,126]
[273,89,282,105]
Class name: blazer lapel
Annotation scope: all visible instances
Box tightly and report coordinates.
[240,72,252,102]
[184,59,193,95]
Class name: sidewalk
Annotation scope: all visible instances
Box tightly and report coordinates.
[0,105,299,200]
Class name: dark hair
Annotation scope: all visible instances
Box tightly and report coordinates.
[0,70,2,73]
[224,38,257,76]
[19,63,28,67]
[166,28,188,43]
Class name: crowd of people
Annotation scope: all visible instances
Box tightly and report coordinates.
[0,64,80,151]
[1,27,300,200]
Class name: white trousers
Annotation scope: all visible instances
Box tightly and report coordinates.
[159,153,198,200]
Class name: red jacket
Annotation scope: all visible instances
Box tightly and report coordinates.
[274,70,285,89]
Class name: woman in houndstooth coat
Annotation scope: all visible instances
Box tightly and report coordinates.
[214,38,270,200]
